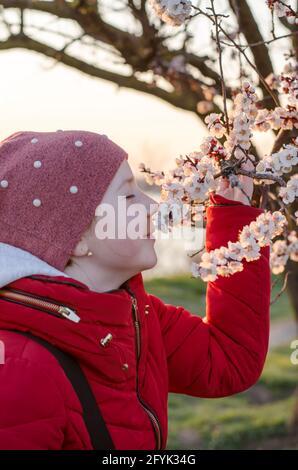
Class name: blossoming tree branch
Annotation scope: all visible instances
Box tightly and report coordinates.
[140,0,298,290]
[0,1,297,295]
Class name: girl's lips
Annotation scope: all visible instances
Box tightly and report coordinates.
[146,231,156,239]
[144,229,154,237]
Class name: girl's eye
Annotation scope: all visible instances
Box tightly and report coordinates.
[126,194,135,199]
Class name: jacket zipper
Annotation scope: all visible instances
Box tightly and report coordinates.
[128,290,163,450]
[0,288,80,323]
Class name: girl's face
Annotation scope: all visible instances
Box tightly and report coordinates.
[80,160,158,274]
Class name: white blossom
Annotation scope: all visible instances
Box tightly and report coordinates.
[252,109,271,132]
[271,211,288,236]
[213,247,230,265]
[197,100,214,114]
[266,0,293,18]
[149,0,192,26]
[256,142,298,180]
[185,173,216,202]
[268,106,298,131]
[227,241,244,261]
[138,64,296,282]
[270,250,289,274]
[192,259,218,282]
[279,174,298,204]
[191,211,288,281]
[250,216,275,246]
[163,180,185,199]
[225,112,252,152]
[228,260,244,274]
[288,230,298,262]
[265,73,280,91]
[233,81,258,121]
[242,239,261,261]
[205,113,226,139]
[216,264,233,277]
[270,232,298,273]
[239,225,256,246]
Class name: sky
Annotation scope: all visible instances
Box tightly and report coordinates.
[0,48,206,175]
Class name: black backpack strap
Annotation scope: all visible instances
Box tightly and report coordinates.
[11,330,115,450]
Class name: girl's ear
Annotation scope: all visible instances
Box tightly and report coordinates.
[71,239,90,257]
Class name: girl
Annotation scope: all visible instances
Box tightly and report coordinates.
[0,130,270,450]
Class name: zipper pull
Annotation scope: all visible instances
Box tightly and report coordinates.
[131,297,138,318]
[58,306,80,323]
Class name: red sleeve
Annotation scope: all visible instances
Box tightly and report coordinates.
[150,194,271,397]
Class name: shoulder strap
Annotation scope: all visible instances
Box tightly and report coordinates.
[11,330,115,450]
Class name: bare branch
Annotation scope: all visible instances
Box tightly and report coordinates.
[127,0,157,38]
[270,271,290,305]
[210,0,229,134]
[0,1,71,18]
[236,168,286,186]
[228,0,277,109]
[219,31,298,49]
[0,0,155,70]
[0,32,206,114]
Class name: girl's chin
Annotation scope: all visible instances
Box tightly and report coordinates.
[141,248,157,269]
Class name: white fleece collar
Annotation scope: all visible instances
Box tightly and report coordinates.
[0,242,70,288]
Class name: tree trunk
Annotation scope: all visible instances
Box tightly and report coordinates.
[287,260,298,328]
[286,261,298,429]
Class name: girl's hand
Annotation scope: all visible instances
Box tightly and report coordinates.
[215,158,254,205]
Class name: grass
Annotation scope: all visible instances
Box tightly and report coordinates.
[144,274,297,450]
[144,273,294,322]
[166,346,297,450]
[145,274,207,315]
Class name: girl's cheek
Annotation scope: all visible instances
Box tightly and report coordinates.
[106,238,150,259]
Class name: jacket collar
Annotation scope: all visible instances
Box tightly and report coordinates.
[0,271,148,366]
[3,271,147,327]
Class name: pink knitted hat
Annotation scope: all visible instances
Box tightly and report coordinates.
[0,130,128,270]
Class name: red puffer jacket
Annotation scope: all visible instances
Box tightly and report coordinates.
[0,194,271,450]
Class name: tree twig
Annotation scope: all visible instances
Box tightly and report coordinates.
[270,271,291,305]
[210,0,230,135]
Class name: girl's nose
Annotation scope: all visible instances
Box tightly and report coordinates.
[147,195,159,217]
[146,196,159,235]
[140,193,159,235]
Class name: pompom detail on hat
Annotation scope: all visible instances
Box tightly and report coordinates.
[31,138,38,144]
[74,140,83,147]
[33,198,41,207]
[0,180,8,188]
[70,185,78,194]
[33,160,42,168]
